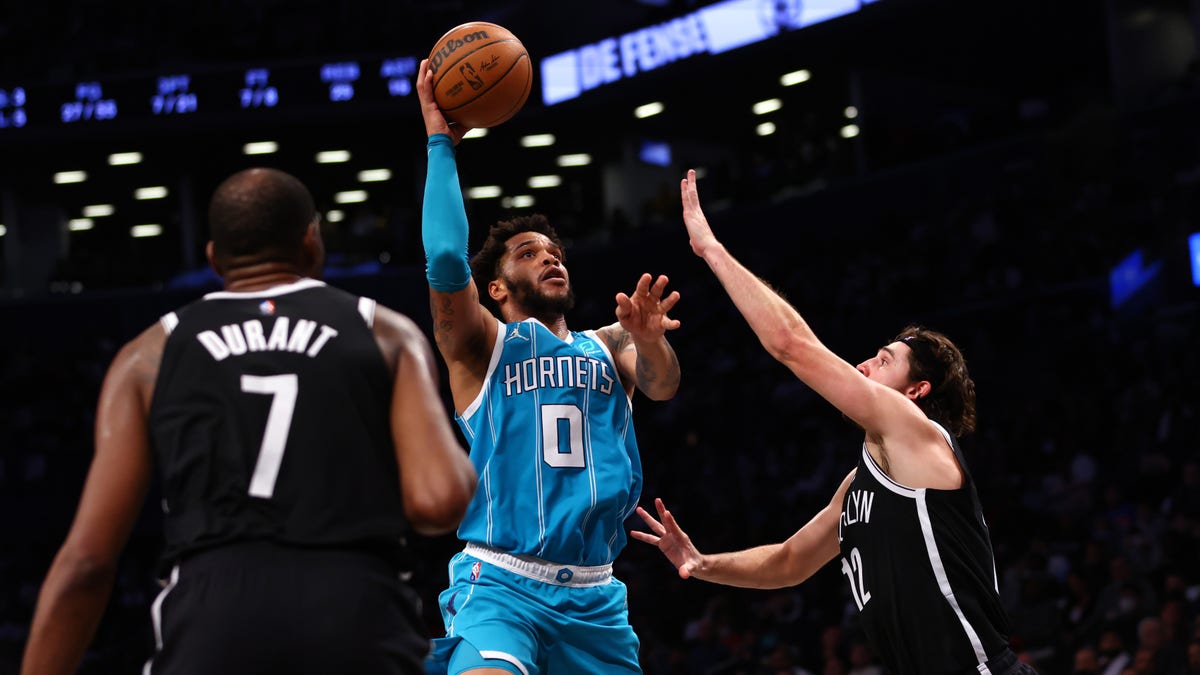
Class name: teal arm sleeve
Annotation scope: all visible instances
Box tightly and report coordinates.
[422,133,472,292]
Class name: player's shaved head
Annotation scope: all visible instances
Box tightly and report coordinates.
[208,167,316,267]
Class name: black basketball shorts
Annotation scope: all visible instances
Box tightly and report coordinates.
[143,541,428,675]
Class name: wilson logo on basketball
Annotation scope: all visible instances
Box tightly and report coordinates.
[427,21,531,128]
[429,31,490,75]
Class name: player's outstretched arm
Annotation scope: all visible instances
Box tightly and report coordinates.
[22,327,161,675]
[680,170,900,433]
[377,306,476,536]
[633,471,852,589]
[418,59,497,407]
[600,273,681,401]
[630,498,704,579]
[679,169,827,370]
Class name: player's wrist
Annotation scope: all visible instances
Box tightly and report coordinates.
[629,331,668,350]
[697,238,725,262]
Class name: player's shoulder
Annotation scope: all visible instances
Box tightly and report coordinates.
[104,320,170,398]
[589,321,626,349]
[372,303,421,336]
[126,320,170,356]
[372,303,433,358]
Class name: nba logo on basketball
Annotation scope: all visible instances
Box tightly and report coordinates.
[469,561,482,582]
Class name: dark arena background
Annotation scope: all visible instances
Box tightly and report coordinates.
[3,0,1199,673]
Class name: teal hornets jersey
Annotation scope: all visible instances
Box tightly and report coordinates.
[455,318,642,566]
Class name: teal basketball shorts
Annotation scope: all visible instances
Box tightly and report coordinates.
[424,543,641,675]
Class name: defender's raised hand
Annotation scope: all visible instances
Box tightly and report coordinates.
[631,498,704,580]
[680,169,721,258]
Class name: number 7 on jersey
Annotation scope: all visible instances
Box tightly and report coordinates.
[241,374,299,498]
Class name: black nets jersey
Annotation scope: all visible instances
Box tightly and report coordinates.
[149,279,408,568]
[837,422,1012,675]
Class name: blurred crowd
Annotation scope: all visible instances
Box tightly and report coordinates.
[3,59,1200,675]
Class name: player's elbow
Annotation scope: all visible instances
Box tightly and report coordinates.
[654,385,680,402]
[405,482,476,536]
[635,351,681,401]
[406,503,469,537]
[785,559,823,587]
[764,327,812,367]
[424,250,472,293]
[424,245,461,266]
[53,546,119,594]
[643,375,679,401]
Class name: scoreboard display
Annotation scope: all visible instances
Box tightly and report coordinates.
[0,55,422,134]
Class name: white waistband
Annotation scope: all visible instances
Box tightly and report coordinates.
[464,543,613,587]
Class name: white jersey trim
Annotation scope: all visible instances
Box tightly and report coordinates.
[530,324,547,556]
[203,277,324,300]
[459,316,506,421]
[861,446,918,498]
[916,492,991,670]
[160,312,179,335]
[142,564,181,675]
[357,296,376,327]
[465,542,614,587]
[931,420,955,449]
[581,328,632,410]
[445,552,479,638]
[525,316,571,343]
[868,418,991,672]
[478,651,530,675]
[860,419,959,498]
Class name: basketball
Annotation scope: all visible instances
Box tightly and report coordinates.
[427,22,532,128]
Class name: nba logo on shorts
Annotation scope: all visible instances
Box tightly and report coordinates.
[469,561,482,582]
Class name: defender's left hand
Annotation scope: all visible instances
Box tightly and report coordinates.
[615,273,681,341]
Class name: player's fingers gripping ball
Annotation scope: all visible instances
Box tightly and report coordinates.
[427,22,532,128]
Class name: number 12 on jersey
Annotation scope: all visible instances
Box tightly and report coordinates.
[241,374,299,498]
[841,547,872,610]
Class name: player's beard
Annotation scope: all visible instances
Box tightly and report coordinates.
[505,274,576,317]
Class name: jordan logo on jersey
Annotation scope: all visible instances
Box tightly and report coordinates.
[505,325,528,342]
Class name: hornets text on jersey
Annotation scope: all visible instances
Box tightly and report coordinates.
[454,318,642,566]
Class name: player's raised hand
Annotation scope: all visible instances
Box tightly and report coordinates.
[680,169,721,258]
[631,498,704,580]
[416,59,473,144]
[614,273,681,341]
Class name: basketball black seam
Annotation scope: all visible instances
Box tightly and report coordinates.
[438,45,530,114]
[482,55,532,126]
[431,38,521,89]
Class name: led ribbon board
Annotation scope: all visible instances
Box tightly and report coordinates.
[540,0,877,106]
